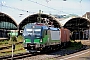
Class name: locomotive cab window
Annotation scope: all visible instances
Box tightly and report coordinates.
[34,29,41,35]
[26,29,33,35]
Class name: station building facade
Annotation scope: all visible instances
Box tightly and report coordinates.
[59,17,90,40]
[0,12,90,40]
[0,12,18,38]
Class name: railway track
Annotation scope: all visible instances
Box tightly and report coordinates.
[0,52,37,60]
[0,45,89,59]
[58,48,90,60]
[0,42,23,50]
[0,45,89,60]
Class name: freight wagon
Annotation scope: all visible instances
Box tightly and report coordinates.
[22,23,70,53]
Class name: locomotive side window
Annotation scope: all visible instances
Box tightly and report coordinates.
[45,30,47,35]
[42,30,44,38]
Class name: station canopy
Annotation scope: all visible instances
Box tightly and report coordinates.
[0,12,17,30]
[19,13,61,30]
[63,17,90,31]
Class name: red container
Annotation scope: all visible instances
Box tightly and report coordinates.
[61,28,67,42]
[65,28,70,42]
[60,28,70,43]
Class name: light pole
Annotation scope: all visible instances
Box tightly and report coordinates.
[37,10,43,23]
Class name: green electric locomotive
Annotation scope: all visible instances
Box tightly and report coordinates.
[23,23,61,52]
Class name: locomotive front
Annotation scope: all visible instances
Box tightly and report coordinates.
[23,23,43,52]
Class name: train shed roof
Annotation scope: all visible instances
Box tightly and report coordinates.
[0,12,17,29]
[19,13,61,29]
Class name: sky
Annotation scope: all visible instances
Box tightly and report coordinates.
[0,0,90,24]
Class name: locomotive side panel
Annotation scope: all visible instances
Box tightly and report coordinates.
[49,30,61,45]
[43,30,60,45]
[41,30,49,44]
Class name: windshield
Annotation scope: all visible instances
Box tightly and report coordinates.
[23,24,42,39]
[34,29,41,35]
[26,29,41,35]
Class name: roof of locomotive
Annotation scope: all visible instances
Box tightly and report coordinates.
[24,23,45,29]
[49,27,60,31]
[24,23,59,31]
[42,26,60,31]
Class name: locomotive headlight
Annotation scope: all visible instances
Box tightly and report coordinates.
[24,40,25,42]
[23,39,25,43]
[40,39,43,42]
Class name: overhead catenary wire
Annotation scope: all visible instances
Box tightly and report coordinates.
[80,0,82,3]
[0,3,35,14]
[79,0,83,16]
[0,0,84,16]
[28,0,71,15]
